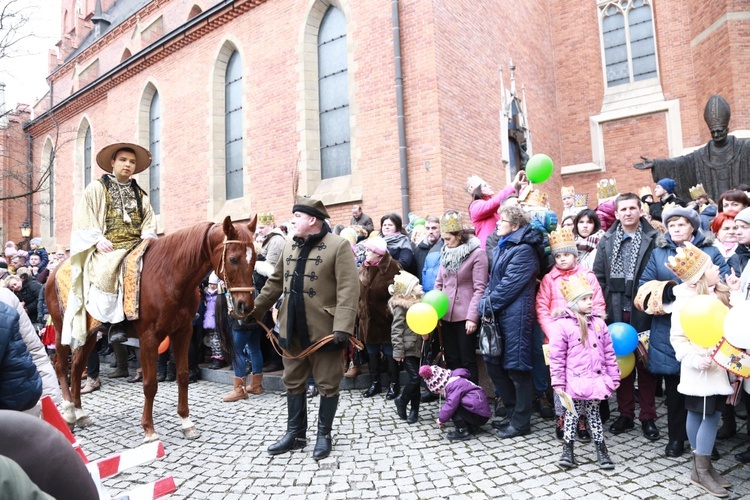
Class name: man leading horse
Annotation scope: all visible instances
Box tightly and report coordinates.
[62,143,157,348]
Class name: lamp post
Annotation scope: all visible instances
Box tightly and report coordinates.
[19,220,31,250]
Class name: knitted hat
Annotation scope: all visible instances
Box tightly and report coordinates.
[735,207,750,225]
[388,270,421,296]
[419,365,452,394]
[208,272,219,285]
[665,241,712,285]
[656,178,677,194]
[30,237,42,247]
[292,195,330,220]
[549,228,578,256]
[362,236,387,256]
[559,273,593,307]
[96,143,152,174]
[662,203,700,231]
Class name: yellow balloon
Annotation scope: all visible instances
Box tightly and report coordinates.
[679,295,728,348]
[406,303,439,335]
[616,353,635,378]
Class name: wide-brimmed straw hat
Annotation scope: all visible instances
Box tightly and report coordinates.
[96,143,152,174]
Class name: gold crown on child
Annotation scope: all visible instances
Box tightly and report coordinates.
[561,186,575,198]
[559,273,593,304]
[549,227,576,253]
[638,186,653,199]
[440,212,463,233]
[389,270,421,296]
[689,184,708,200]
[597,179,619,201]
[257,212,275,225]
[665,241,712,285]
[519,186,548,207]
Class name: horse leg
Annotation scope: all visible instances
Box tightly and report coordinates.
[71,335,98,428]
[54,343,76,430]
[173,326,199,439]
[139,335,160,443]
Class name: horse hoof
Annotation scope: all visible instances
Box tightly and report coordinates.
[66,422,76,432]
[76,416,94,428]
[143,433,160,443]
[183,426,200,440]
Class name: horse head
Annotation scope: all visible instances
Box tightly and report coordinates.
[212,214,258,319]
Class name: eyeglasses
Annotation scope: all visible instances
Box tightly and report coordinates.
[499,219,511,224]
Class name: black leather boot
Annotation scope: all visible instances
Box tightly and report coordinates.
[267,394,307,455]
[385,355,400,400]
[407,391,420,424]
[596,440,615,469]
[558,440,576,469]
[313,394,339,461]
[363,352,381,397]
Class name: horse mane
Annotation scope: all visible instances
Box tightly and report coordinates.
[145,222,214,281]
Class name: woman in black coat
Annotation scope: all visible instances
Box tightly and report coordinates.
[479,205,544,439]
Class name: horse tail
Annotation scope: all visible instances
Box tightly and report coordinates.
[215,292,236,365]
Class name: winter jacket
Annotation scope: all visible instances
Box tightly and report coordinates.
[382,232,416,275]
[252,225,360,352]
[639,230,729,375]
[434,238,488,324]
[479,224,544,371]
[0,289,60,404]
[358,251,401,344]
[414,237,443,292]
[670,285,732,397]
[699,204,717,233]
[36,285,48,324]
[469,184,517,249]
[28,247,49,272]
[649,194,687,222]
[389,295,424,359]
[0,302,42,411]
[593,218,658,334]
[14,278,41,324]
[536,263,605,340]
[728,244,750,275]
[203,288,218,330]
[437,368,492,423]
[548,310,620,401]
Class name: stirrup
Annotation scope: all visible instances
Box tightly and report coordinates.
[108,323,128,344]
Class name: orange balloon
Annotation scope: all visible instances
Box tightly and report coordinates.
[158,336,170,354]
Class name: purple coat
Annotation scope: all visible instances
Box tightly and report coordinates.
[434,241,488,324]
[548,310,620,401]
[438,368,492,423]
[203,289,218,330]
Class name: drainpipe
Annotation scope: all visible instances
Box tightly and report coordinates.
[26,131,33,237]
[392,0,409,220]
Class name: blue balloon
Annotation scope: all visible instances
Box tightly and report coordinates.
[609,322,639,356]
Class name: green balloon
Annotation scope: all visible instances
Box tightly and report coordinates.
[525,153,554,184]
[422,290,449,320]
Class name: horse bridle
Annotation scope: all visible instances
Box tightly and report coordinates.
[216,235,255,313]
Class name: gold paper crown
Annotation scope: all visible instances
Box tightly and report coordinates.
[389,270,421,297]
[574,194,588,208]
[559,273,593,304]
[549,227,576,253]
[597,179,619,201]
[440,212,463,233]
[519,186,548,207]
[665,241,712,285]
[561,186,575,198]
[661,201,677,214]
[257,212,275,225]
[689,184,708,200]
[638,186,653,199]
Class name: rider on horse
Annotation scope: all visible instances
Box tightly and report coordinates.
[61,143,157,348]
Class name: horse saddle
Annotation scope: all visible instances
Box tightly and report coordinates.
[55,240,151,335]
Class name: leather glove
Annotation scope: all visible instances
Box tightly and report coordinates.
[332,331,350,344]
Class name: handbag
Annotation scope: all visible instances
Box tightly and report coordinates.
[420,322,446,368]
[351,319,369,366]
[478,300,502,358]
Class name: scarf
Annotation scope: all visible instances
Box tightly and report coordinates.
[576,230,603,256]
[609,222,643,297]
[382,232,413,253]
[440,236,480,273]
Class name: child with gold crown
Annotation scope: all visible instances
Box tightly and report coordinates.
[548,273,620,471]
[667,242,732,497]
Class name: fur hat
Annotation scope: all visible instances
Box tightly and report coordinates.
[292,195,330,220]
[362,236,387,256]
[657,178,677,194]
[662,203,700,231]
[96,143,152,174]
[419,364,452,394]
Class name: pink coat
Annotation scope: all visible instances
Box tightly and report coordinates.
[536,263,605,340]
[434,245,488,324]
[548,310,620,401]
[469,185,516,249]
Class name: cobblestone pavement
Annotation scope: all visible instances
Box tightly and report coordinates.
[75,377,750,499]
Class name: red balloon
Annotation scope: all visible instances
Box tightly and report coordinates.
[158,336,170,354]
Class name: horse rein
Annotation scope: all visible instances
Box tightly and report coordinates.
[255,318,364,360]
[210,226,255,312]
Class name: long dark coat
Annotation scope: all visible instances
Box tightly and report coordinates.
[358,252,401,344]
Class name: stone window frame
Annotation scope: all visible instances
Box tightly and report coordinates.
[136,80,165,233]
[74,115,94,200]
[297,0,363,206]
[207,37,251,222]
[40,136,55,240]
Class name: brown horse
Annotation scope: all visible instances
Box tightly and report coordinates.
[46,215,257,442]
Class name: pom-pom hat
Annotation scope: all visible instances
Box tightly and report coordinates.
[419,365,452,394]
